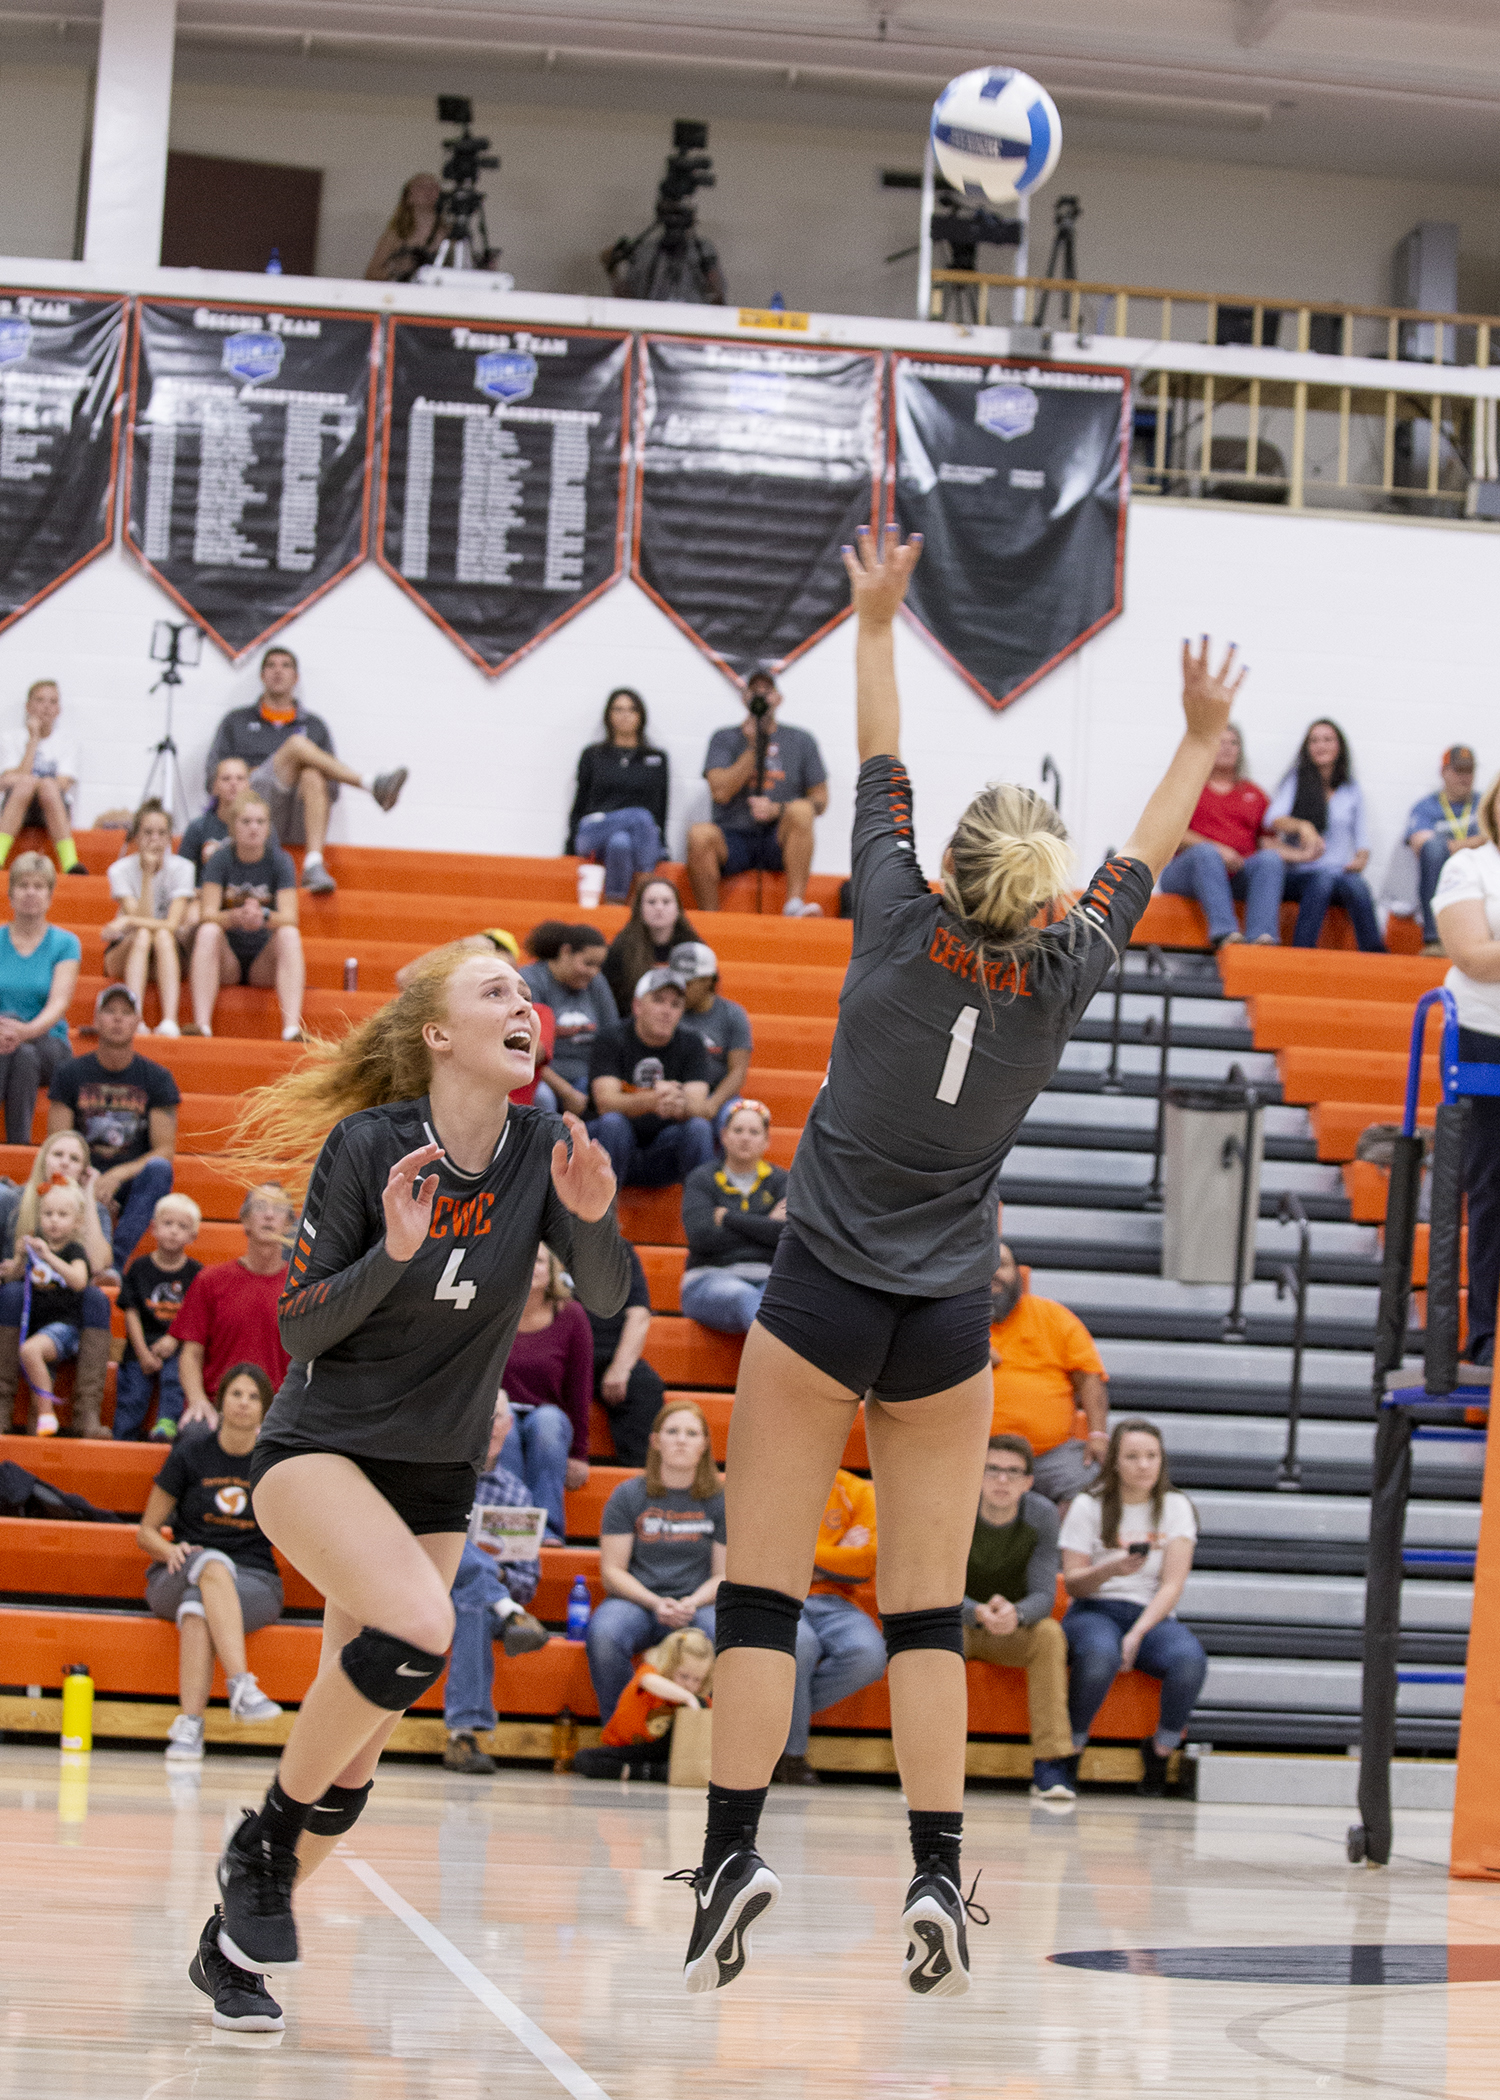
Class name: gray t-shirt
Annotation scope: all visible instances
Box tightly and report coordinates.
[600,1476,727,1598]
[703,720,827,832]
[677,994,753,1089]
[521,961,619,1092]
[787,755,1153,1296]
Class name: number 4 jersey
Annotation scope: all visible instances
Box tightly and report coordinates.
[266,1097,631,1469]
[786,753,1152,1297]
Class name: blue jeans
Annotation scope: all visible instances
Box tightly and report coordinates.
[110,1156,174,1272]
[1281,865,1385,951]
[1063,1598,1208,1748]
[680,1266,767,1335]
[574,808,664,902]
[499,1403,573,1543]
[586,1596,717,1725]
[444,1542,525,1734]
[1159,842,1284,944]
[112,1351,184,1439]
[592,1112,715,1188]
[0,1278,110,1336]
[786,1593,887,1755]
[1416,834,1453,943]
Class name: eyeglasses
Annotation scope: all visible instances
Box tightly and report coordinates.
[984,1465,1029,1480]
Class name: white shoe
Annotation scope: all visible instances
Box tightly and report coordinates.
[154,1017,181,1037]
[227,1673,283,1724]
[166,1712,206,1763]
[782,897,823,918]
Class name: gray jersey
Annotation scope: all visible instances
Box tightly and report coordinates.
[787,754,1152,1296]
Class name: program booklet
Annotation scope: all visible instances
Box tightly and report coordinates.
[468,1502,547,1563]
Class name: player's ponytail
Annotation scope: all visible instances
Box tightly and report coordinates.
[940,783,1075,950]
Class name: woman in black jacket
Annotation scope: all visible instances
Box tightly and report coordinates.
[679,1101,787,1332]
[567,689,670,902]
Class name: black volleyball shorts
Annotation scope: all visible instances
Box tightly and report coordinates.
[250,1437,476,1536]
[755,1226,993,1403]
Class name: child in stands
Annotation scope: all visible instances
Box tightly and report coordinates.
[574,1626,714,1780]
[115,1192,204,1442]
[14,1179,92,1437]
[0,679,85,874]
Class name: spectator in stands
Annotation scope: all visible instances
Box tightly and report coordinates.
[990,1242,1109,1505]
[589,968,715,1187]
[180,756,253,883]
[1266,720,1385,952]
[365,171,441,282]
[962,1435,1075,1803]
[176,1185,294,1429]
[573,1627,714,1781]
[0,852,80,1142]
[585,1241,663,1467]
[1407,745,1481,957]
[0,1128,112,1283]
[1061,1418,1207,1795]
[139,1361,284,1765]
[0,1155,111,1435]
[587,1400,724,1725]
[441,1391,551,1775]
[203,646,407,896]
[8,1179,98,1438]
[687,670,829,917]
[778,1468,887,1786]
[601,878,698,1017]
[679,1101,786,1332]
[566,689,670,903]
[99,801,195,1036]
[395,927,521,994]
[50,984,180,1279]
[0,679,85,875]
[1156,723,1283,950]
[114,1193,203,1442]
[499,1245,593,1542]
[187,792,305,1042]
[671,941,752,1130]
[1433,767,1500,1367]
[520,921,617,1118]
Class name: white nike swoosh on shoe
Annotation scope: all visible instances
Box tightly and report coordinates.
[696,1854,739,1910]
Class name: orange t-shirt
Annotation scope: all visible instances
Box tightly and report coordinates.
[989,1293,1106,1455]
[809,1469,877,1608]
[600,1661,708,1748]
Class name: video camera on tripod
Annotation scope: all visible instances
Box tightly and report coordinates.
[423,95,501,274]
[603,119,726,305]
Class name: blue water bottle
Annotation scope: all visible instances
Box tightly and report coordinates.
[566,1578,592,1640]
[265,247,283,275]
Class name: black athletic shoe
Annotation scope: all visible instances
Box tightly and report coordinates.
[216,1808,300,1972]
[668,1849,781,1995]
[189,1907,286,2031]
[900,1866,988,1999]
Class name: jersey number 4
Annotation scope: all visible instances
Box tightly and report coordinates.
[434,1249,477,1311]
[936,1005,979,1106]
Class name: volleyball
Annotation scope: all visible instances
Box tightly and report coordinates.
[930,67,1062,204]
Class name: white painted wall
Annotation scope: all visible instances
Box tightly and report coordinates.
[0,498,1487,903]
[0,62,91,263]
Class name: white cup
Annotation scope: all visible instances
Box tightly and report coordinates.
[576,862,606,909]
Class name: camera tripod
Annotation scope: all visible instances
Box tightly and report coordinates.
[1031,196,1082,327]
[604,120,725,305]
[141,621,200,823]
[429,97,499,271]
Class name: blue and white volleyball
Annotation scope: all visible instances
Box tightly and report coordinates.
[930,67,1062,205]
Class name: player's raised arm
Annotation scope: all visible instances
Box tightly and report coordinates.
[842,525,922,765]
[1121,638,1248,880]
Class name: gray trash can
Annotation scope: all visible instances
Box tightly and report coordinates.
[1160,1082,1263,1286]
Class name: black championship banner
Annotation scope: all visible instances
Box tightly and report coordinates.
[0,288,124,634]
[633,336,881,678]
[124,300,378,659]
[378,321,631,676]
[892,354,1128,711]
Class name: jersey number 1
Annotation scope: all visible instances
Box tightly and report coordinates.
[936,1006,979,1106]
[435,1249,477,1311]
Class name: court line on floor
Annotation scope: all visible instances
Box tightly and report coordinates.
[342,1855,613,2100]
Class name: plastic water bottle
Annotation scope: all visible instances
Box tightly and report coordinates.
[769,291,786,312]
[565,1578,592,1640]
[343,957,359,991]
[265,247,283,275]
[61,1663,93,1752]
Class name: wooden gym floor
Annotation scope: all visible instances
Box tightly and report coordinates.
[2,1744,1497,2099]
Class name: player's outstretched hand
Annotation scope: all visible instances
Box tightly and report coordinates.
[841,523,922,626]
[383,1141,443,1262]
[551,1112,618,1223]
[1180,635,1247,744]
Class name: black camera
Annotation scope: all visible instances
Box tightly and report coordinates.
[429,93,499,270]
[438,94,471,125]
[660,119,715,212]
[747,693,770,719]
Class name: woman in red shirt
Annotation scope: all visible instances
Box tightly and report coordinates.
[1157,723,1284,950]
[500,1245,594,1541]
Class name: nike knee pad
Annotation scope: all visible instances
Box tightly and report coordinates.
[713,1580,803,1658]
[882,1604,966,1662]
[340,1627,447,1710]
[305,1779,373,1836]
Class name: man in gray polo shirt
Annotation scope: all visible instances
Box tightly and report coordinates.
[687,670,828,917]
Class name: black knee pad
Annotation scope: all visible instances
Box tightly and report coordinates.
[305,1779,373,1836]
[882,1604,966,1662]
[714,1580,803,1658]
[340,1627,447,1710]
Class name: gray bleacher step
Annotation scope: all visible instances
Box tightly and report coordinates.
[1200,1656,1464,1720]
[1083,992,1248,1032]
[1098,1336,1414,1395]
[1188,1485,1476,1576]
[1002,1202,1378,1284]
[999,1146,1346,1220]
[1023,1091,1317,1161]
[1187,1707,1457,1752]
[1181,1569,1469,1661]
[1058,1040,1280,1084]
[1191,1753,1454,1810]
[1030,1264,1390,1351]
[1140,1409,1484,1500]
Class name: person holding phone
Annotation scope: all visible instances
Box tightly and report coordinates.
[1059,1418,1207,1796]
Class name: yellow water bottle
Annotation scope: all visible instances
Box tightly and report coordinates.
[61,1663,94,1752]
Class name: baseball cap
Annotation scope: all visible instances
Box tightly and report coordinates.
[1443,745,1477,772]
[94,984,140,1019]
[634,966,687,1000]
[669,941,718,981]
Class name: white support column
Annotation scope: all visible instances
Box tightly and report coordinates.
[83,0,178,271]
